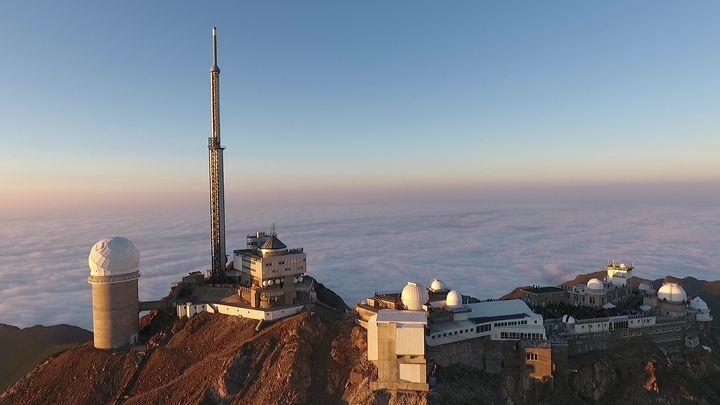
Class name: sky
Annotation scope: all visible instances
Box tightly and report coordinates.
[1,1,720,213]
[1,2,720,330]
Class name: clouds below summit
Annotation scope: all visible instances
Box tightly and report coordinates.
[1,201,719,330]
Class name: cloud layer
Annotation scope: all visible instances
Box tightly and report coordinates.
[1,201,719,331]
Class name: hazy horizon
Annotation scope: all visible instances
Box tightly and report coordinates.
[2,195,719,331]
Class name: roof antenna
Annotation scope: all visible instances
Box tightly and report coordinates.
[211,26,219,73]
[271,223,277,236]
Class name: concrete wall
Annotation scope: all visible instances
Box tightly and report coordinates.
[396,323,425,356]
[399,363,426,383]
[567,320,685,355]
[92,279,139,349]
[368,315,378,361]
[176,302,304,321]
[427,338,519,374]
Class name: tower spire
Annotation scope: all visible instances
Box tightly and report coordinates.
[208,26,227,282]
[211,26,219,73]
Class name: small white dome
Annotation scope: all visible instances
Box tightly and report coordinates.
[587,278,604,291]
[657,283,687,302]
[401,282,429,311]
[689,296,708,311]
[619,263,627,269]
[638,283,654,292]
[561,315,576,324]
[445,290,463,309]
[88,237,140,277]
[430,278,447,292]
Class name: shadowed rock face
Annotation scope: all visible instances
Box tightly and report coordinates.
[0,323,92,392]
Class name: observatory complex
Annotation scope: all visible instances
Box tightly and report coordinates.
[86,28,317,350]
[356,262,714,392]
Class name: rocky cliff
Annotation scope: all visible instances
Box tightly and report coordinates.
[4,278,720,404]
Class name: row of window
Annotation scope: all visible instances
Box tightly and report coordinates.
[500,332,544,340]
[526,353,539,361]
[429,323,492,340]
[494,320,528,327]
[430,327,473,339]
[265,261,306,267]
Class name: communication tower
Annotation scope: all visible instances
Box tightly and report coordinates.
[208,26,227,282]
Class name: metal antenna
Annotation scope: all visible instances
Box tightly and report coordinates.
[211,26,219,72]
[208,26,226,283]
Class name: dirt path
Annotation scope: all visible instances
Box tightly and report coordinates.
[308,308,345,403]
[113,313,176,405]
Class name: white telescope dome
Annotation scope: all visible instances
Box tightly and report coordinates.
[88,237,140,277]
[619,263,627,269]
[430,278,447,292]
[445,290,463,308]
[658,282,687,302]
[401,282,429,311]
[586,278,604,291]
[561,315,576,324]
[690,296,708,311]
[638,283,654,292]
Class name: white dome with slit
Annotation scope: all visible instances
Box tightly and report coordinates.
[446,290,463,308]
[401,282,429,311]
[561,315,576,324]
[586,278,604,291]
[89,237,140,277]
[430,278,447,292]
[657,283,687,302]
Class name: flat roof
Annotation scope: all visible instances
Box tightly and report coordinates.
[469,313,530,324]
[376,309,427,324]
[429,319,476,333]
[522,286,564,294]
[465,299,536,321]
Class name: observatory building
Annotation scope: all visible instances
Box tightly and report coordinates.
[88,237,140,349]
[357,279,549,391]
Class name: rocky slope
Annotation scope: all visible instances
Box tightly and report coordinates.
[0,323,91,392]
[4,277,720,404]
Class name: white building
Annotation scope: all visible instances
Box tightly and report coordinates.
[427,298,546,346]
[606,262,633,287]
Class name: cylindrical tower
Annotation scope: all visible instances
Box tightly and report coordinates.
[87,237,140,349]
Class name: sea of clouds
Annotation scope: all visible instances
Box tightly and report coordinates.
[1,200,719,331]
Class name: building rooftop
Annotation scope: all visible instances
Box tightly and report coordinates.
[428,319,476,333]
[262,235,287,250]
[376,309,427,324]
[522,286,564,294]
[465,299,536,320]
[520,340,552,348]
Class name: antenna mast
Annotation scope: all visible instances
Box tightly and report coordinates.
[208,26,227,283]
